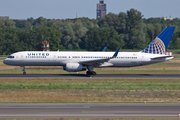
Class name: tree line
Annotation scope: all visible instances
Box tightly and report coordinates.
[0,8,180,55]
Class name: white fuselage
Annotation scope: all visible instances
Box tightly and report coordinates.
[3,51,173,68]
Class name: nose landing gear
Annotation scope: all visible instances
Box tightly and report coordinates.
[21,66,26,75]
[23,71,26,75]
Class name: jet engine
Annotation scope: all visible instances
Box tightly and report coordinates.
[63,63,86,72]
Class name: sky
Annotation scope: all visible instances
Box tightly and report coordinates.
[0,0,180,20]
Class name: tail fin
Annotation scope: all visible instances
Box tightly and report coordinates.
[142,26,175,54]
[102,46,107,52]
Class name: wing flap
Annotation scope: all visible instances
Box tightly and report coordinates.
[79,58,109,66]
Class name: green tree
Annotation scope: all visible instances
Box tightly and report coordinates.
[145,24,155,44]
[117,12,126,34]
[34,17,48,27]
[124,8,145,49]
[87,27,124,51]
[0,18,5,27]
[98,13,121,34]
[47,19,64,31]
[27,27,64,51]
[61,22,88,50]
[169,26,180,49]
[0,27,22,54]
[5,19,16,28]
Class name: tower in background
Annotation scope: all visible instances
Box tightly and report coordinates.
[97,0,107,18]
[42,35,50,51]
[42,40,50,51]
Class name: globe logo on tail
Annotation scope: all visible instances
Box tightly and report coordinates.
[142,37,165,54]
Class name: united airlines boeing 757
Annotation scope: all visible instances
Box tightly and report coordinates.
[3,26,175,75]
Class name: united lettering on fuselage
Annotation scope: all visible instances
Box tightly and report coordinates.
[27,53,49,56]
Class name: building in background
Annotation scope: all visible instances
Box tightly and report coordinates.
[0,16,9,20]
[162,17,174,21]
[42,35,50,51]
[97,0,107,18]
[42,40,50,51]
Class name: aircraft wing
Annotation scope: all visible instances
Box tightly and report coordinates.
[79,48,120,66]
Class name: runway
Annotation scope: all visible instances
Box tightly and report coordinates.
[0,74,180,79]
[0,103,180,118]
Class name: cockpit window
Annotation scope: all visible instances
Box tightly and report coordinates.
[8,56,14,58]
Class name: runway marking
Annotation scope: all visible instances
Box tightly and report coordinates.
[0,106,90,109]
[0,103,180,118]
[0,74,180,79]
[0,114,178,117]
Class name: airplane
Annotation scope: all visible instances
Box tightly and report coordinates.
[3,26,175,76]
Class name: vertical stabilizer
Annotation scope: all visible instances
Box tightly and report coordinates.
[142,26,175,54]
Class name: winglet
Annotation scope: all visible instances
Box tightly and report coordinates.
[102,46,107,52]
[112,48,120,58]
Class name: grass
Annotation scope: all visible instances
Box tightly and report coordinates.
[0,78,180,103]
[0,89,180,103]
[0,78,180,90]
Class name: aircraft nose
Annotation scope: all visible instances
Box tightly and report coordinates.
[3,59,7,65]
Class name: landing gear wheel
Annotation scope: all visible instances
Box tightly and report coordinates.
[86,71,91,75]
[21,66,26,75]
[86,71,97,76]
[93,71,96,75]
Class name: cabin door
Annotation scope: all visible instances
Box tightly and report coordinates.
[53,55,56,61]
[20,55,24,61]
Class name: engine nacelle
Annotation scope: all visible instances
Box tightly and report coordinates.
[63,63,86,72]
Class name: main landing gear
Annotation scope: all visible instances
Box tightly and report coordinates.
[86,71,96,76]
[86,66,96,76]
[21,66,26,75]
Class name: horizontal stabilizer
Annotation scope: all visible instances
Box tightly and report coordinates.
[151,56,173,60]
